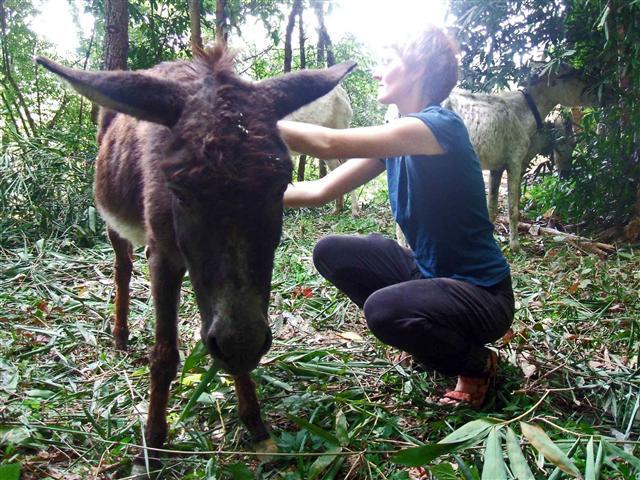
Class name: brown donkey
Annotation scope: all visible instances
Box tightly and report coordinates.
[37,46,355,473]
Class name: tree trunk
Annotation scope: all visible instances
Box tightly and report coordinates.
[284,0,302,73]
[215,0,227,45]
[313,0,331,179]
[318,158,327,177]
[189,0,203,53]
[103,0,128,71]
[297,155,307,182]
[298,8,305,70]
[313,0,334,67]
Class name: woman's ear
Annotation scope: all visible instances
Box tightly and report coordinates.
[407,63,427,83]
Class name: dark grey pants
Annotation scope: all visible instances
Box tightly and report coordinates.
[313,234,514,377]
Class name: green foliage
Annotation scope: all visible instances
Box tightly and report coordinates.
[1,0,100,247]
[333,35,386,128]
[449,0,568,91]
[525,108,639,228]
[127,0,195,67]
[0,131,99,247]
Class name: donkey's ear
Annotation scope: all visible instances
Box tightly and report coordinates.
[35,56,186,127]
[258,60,357,119]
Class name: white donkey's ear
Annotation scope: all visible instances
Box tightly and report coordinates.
[257,60,357,119]
[35,56,187,127]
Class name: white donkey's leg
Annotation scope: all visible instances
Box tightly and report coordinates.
[506,157,525,251]
[350,190,360,216]
[396,223,408,248]
[487,169,504,222]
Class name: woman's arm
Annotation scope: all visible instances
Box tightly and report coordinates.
[278,117,444,161]
[284,157,385,208]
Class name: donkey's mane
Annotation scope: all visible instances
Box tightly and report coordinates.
[193,44,236,76]
[157,45,292,193]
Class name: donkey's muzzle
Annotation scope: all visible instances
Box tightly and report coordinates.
[205,319,272,375]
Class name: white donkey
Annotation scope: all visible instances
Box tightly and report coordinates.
[443,66,596,250]
[286,85,359,215]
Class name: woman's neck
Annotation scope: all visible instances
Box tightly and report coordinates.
[396,91,432,116]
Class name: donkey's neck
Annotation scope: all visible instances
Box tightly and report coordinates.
[527,84,563,122]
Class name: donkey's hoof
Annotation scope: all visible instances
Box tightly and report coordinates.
[130,456,162,479]
[114,338,128,352]
[112,323,129,351]
[255,437,278,460]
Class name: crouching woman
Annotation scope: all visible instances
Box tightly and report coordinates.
[278,25,514,408]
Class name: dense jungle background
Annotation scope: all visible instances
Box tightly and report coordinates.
[1,0,639,478]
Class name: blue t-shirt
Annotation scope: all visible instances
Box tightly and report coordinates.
[385,105,509,286]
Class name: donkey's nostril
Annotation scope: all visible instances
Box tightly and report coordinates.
[206,335,225,360]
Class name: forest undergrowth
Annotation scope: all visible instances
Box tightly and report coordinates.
[1,177,639,479]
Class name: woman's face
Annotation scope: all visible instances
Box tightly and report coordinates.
[373,50,414,105]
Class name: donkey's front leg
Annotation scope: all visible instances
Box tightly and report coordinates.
[487,169,504,223]
[133,251,184,476]
[506,161,524,252]
[107,228,133,351]
[233,374,277,454]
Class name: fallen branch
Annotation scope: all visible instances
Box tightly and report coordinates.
[498,218,616,256]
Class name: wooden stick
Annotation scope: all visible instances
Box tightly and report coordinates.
[498,217,616,256]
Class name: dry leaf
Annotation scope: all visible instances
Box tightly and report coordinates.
[337,331,364,342]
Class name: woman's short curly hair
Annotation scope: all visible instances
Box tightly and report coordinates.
[393,25,460,105]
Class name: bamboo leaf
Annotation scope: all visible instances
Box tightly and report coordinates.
[520,422,582,478]
[604,441,640,470]
[181,340,208,379]
[548,439,581,480]
[178,364,219,422]
[506,427,535,480]
[453,454,477,480]
[335,409,349,446]
[82,404,106,438]
[0,463,20,480]
[307,448,341,480]
[594,438,604,480]
[482,427,507,480]
[286,414,340,446]
[440,418,500,445]
[429,462,458,479]
[392,443,462,467]
[585,437,596,480]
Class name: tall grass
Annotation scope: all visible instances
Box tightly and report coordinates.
[0,131,100,249]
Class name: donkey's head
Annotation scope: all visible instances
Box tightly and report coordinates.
[37,48,356,375]
[527,63,599,109]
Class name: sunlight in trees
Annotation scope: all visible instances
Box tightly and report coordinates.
[32,0,448,57]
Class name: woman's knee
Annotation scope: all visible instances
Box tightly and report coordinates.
[313,235,368,277]
[363,290,396,342]
[312,235,343,278]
